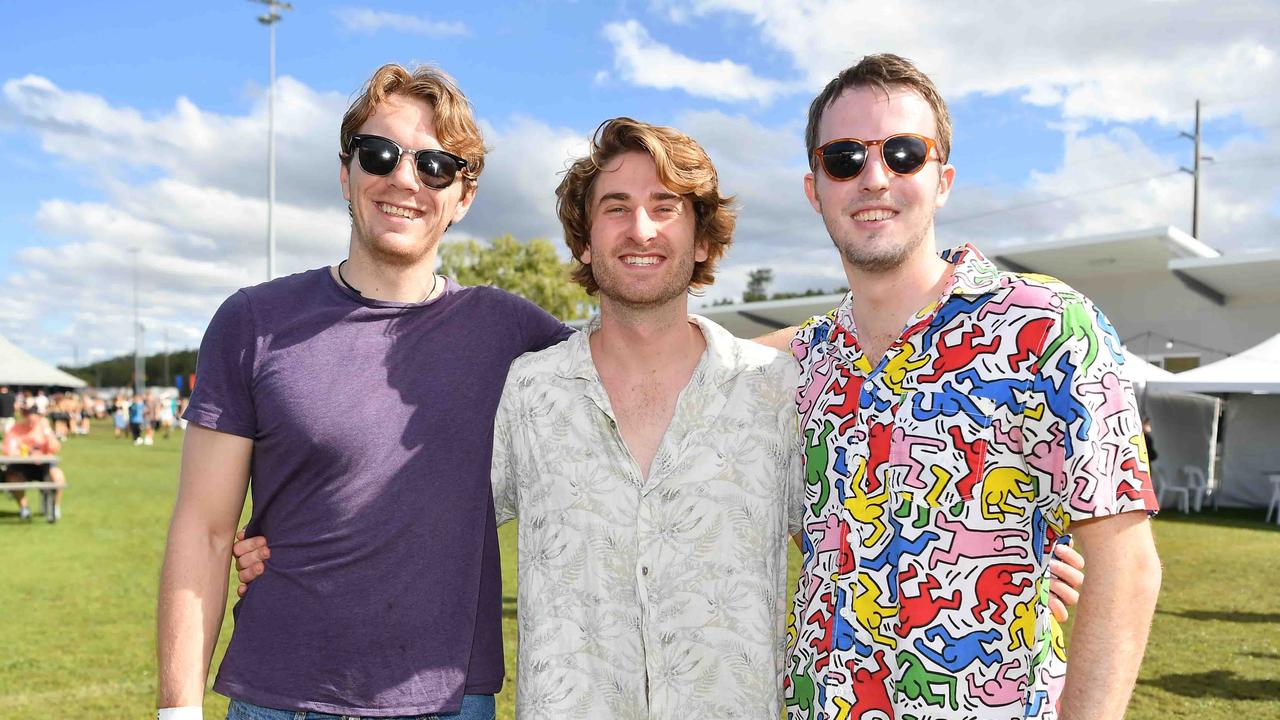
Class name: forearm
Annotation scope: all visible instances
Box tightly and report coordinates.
[1059,517,1161,719]
[156,516,235,707]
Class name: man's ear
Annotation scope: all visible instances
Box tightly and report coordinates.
[450,183,477,225]
[340,155,352,203]
[803,171,822,215]
[934,163,956,210]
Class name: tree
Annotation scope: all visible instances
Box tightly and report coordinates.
[744,268,774,303]
[438,234,596,320]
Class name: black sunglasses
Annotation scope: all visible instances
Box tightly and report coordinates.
[347,134,468,190]
[813,133,941,181]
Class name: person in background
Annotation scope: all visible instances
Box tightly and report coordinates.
[129,394,148,446]
[2,404,66,521]
[113,395,129,440]
[0,385,15,435]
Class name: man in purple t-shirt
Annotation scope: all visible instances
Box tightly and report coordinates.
[156,63,569,720]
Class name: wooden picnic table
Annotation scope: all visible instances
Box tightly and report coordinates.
[0,455,64,523]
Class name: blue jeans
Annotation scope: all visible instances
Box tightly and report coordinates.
[226,695,496,720]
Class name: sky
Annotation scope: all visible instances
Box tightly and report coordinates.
[1,0,1277,367]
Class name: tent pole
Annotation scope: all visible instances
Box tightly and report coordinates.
[1208,396,1223,510]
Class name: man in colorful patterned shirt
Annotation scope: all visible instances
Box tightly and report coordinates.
[780,54,1161,720]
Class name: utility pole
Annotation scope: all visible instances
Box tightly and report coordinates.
[1180,99,1214,239]
[252,0,293,280]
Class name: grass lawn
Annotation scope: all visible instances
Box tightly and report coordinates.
[2,423,1277,717]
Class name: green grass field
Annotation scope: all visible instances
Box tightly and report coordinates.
[2,424,1277,718]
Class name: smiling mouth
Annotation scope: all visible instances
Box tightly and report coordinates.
[622,256,662,266]
[378,202,423,220]
[852,208,897,222]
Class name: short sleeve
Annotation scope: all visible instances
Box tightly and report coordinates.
[778,361,806,536]
[511,295,574,354]
[490,372,522,526]
[1027,293,1159,532]
[182,291,259,438]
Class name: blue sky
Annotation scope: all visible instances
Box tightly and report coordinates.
[1,0,1277,365]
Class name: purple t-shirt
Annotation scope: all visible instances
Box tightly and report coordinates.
[184,268,571,716]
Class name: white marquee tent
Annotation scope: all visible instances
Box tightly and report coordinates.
[0,334,87,388]
[1148,333,1280,508]
[1121,350,1222,505]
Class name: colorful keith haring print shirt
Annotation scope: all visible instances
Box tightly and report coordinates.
[784,244,1158,720]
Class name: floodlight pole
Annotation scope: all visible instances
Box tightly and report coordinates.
[131,248,144,395]
[253,0,293,280]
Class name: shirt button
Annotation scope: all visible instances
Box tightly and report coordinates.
[641,566,650,576]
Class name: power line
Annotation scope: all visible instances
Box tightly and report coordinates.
[939,169,1186,226]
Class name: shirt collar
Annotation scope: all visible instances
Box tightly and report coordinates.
[558,313,748,389]
[834,243,1001,329]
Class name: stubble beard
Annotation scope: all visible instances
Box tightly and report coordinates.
[350,214,444,269]
[592,252,696,312]
[821,199,935,275]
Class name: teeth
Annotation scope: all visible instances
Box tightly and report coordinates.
[378,203,420,219]
[623,256,660,265]
[853,208,896,222]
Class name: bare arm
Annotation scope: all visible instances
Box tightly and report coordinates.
[752,326,798,352]
[1058,511,1161,720]
[156,424,253,708]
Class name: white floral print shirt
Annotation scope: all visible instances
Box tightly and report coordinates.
[492,314,805,719]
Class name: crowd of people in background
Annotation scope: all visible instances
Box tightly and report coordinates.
[1,384,188,521]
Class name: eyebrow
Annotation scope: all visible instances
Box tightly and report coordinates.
[596,190,683,205]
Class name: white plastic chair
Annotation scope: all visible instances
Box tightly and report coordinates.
[1154,462,1190,514]
[1180,465,1208,513]
[1266,474,1280,526]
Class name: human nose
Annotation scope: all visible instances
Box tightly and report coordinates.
[859,145,891,192]
[387,151,422,191]
[629,207,658,243]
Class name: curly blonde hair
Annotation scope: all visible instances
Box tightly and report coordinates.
[555,117,736,295]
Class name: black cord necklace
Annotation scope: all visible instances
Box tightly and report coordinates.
[337,259,438,303]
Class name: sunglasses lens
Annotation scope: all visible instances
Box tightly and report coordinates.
[356,137,400,176]
[415,151,461,189]
[883,135,930,174]
[820,140,867,180]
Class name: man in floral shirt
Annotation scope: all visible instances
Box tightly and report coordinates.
[781,54,1161,720]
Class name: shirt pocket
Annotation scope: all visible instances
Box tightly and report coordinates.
[887,390,995,507]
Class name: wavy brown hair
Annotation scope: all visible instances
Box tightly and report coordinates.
[555,117,736,296]
[339,63,486,191]
[806,53,952,167]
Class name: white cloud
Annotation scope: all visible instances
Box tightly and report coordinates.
[334,7,468,37]
[649,0,1280,128]
[462,116,589,248]
[602,20,795,103]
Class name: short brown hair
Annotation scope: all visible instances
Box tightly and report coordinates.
[339,63,486,191]
[805,53,951,168]
[556,118,735,295]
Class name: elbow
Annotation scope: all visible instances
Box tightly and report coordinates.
[1135,543,1163,607]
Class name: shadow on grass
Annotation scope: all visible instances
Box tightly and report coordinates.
[1153,507,1277,531]
[1157,609,1280,624]
[503,595,517,619]
[1139,669,1280,700]
[1240,651,1280,661]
